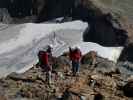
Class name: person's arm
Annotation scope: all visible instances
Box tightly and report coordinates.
[80,51,82,58]
[69,47,72,52]
[79,51,82,62]
[69,47,72,60]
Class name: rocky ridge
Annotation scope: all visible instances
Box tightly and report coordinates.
[0,52,132,100]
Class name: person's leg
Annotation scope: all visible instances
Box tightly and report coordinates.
[76,61,80,74]
[46,71,52,84]
[45,64,49,83]
[72,61,76,76]
[72,61,74,74]
[46,71,49,82]
[71,61,74,75]
[48,71,52,84]
[92,57,96,66]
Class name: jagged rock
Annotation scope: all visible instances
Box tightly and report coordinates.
[123,81,133,97]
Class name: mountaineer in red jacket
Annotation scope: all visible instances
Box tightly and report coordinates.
[69,46,82,76]
[38,50,52,84]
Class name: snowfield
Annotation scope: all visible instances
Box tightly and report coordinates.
[0,21,123,77]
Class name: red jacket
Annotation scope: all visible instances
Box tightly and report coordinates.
[39,51,49,65]
[70,49,82,62]
[38,51,52,71]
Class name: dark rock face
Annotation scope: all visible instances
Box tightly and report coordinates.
[10,0,32,17]
[119,44,133,62]
[0,0,32,18]
[36,0,75,22]
[36,0,98,22]
[83,14,128,46]
[0,0,10,8]
[123,81,133,97]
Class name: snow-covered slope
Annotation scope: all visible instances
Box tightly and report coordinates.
[0,21,87,77]
[0,21,123,77]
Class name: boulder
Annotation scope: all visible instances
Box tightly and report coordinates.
[95,58,117,74]
[81,51,97,65]
[52,56,71,73]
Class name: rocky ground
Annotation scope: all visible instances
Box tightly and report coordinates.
[0,52,133,100]
[0,1,133,99]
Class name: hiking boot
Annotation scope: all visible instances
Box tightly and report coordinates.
[72,72,76,76]
[76,72,80,77]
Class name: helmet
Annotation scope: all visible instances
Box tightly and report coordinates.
[40,47,47,52]
[70,45,80,49]
[46,44,53,54]
[47,44,53,49]
[75,45,81,50]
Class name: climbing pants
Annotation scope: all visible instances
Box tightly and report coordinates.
[72,61,80,75]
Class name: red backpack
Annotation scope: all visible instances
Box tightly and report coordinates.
[38,51,49,65]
